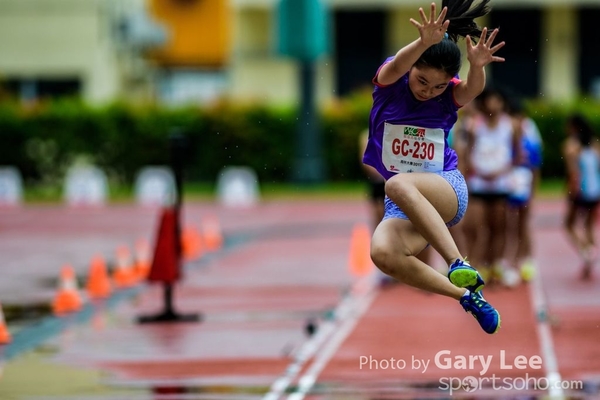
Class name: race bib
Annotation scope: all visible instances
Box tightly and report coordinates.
[509,166,533,201]
[382,123,445,174]
[472,140,511,175]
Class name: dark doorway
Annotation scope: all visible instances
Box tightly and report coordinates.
[579,8,600,97]
[488,9,541,97]
[334,10,386,97]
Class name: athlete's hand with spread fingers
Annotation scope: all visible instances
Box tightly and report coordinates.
[466,27,506,68]
[410,3,450,48]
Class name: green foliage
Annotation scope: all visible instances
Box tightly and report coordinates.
[525,96,600,179]
[0,97,371,188]
[321,88,372,181]
[4,92,600,191]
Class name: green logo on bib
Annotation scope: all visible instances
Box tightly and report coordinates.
[403,127,426,137]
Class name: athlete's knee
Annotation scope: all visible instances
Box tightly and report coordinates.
[370,239,394,275]
[385,176,417,205]
[370,239,411,277]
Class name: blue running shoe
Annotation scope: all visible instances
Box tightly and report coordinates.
[448,259,485,293]
[460,291,501,334]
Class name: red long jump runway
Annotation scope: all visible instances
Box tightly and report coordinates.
[1,198,599,399]
[0,200,372,399]
[532,199,600,390]
[262,198,599,399]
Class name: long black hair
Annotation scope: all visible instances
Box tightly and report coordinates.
[568,114,596,148]
[414,0,493,77]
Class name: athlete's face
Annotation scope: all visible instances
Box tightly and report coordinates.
[408,66,452,101]
[482,93,505,116]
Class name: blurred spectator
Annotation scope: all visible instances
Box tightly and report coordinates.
[461,87,521,286]
[447,101,481,255]
[506,97,543,282]
[359,128,386,231]
[562,114,600,280]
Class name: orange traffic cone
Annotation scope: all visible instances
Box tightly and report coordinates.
[348,223,374,277]
[52,264,83,315]
[0,303,11,344]
[112,245,138,288]
[134,238,152,280]
[86,254,112,299]
[202,215,223,251]
[182,225,203,261]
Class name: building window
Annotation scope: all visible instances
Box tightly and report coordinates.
[334,10,385,97]
[2,78,81,102]
[489,9,541,97]
[579,8,600,98]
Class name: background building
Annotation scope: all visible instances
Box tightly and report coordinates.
[0,0,597,105]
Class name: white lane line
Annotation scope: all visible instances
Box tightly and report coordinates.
[262,274,376,400]
[262,320,337,400]
[529,264,564,399]
[285,278,377,400]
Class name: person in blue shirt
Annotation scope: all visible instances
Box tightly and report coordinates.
[505,97,543,284]
[563,114,600,280]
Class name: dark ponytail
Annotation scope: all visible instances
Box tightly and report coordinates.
[415,0,493,77]
[443,0,491,43]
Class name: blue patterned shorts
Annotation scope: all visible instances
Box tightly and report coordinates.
[383,169,468,227]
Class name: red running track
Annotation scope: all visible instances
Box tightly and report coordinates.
[0,198,598,399]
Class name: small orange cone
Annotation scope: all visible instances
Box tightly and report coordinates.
[52,264,83,315]
[182,225,203,261]
[0,303,12,344]
[202,215,223,251]
[348,223,374,277]
[134,238,152,280]
[112,245,138,288]
[86,254,112,299]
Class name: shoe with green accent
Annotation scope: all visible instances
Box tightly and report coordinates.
[448,258,485,293]
[520,260,536,282]
[460,290,501,334]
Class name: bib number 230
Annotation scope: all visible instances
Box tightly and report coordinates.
[382,123,444,173]
[392,139,435,160]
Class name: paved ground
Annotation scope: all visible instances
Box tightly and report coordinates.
[0,197,598,399]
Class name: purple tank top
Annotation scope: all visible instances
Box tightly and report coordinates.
[363,60,460,181]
